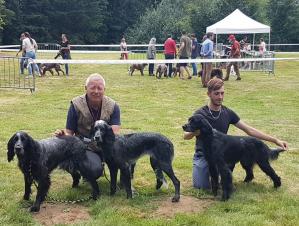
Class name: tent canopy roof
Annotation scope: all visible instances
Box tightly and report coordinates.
[206,9,270,34]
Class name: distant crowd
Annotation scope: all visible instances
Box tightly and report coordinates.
[120,32,267,87]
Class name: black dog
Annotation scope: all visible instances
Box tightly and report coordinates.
[7,132,103,212]
[182,114,284,201]
[92,120,180,202]
[40,63,65,76]
[198,68,223,80]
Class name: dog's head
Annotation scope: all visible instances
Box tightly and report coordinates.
[182,114,213,135]
[92,120,115,145]
[7,131,35,162]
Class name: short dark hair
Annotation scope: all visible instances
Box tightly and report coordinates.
[207,78,224,92]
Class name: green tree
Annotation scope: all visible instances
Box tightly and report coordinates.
[267,0,299,44]
[2,0,108,44]
[125,0,191,43]
[104,0,162,43]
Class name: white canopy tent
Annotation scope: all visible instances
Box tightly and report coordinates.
[206,9,271,51]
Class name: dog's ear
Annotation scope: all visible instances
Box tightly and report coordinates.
[7,133,16,162]
[24,132,36,151]
[200,117,213,134]
[89,122,96,138]
[105,124,116,143]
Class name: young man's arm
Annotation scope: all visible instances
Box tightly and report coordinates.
[235,120,288,150]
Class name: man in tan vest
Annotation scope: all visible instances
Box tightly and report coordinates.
[55,73,120,138]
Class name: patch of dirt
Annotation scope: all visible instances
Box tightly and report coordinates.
[154,195,215,218]
[33,203,90,226]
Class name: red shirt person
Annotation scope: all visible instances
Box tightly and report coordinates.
[224,35,241,81]
[164,34,177,77]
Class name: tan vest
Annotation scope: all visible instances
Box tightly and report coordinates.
[72,95,116,138]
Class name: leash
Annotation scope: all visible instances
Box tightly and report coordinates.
[46,195,92,204]
[28,161,92,204]
[102,163,121,191]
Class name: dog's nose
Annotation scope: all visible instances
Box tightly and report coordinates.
[14,146,22,154]
[94,134,102,143]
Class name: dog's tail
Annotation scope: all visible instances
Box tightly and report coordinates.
[269,148,285,160]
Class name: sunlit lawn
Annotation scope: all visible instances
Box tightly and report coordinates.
[0,52,298,225]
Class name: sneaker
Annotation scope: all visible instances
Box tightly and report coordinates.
[187,76,192,79]
[236,77,241,81]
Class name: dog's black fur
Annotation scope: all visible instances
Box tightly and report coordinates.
[7,132,103,212]
[40,63,65,76]
[128,63,148,76]
[92,120,180,202]
[198,68,223,80]
[182,114,284,200]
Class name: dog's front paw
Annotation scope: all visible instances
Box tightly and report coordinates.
[23,194,30,200]
[274,177,281,188]
[171,195,180,202]
[126,192,133,199]
[211,183,218,197]
[221,190,231,201]
[29,205,40,212]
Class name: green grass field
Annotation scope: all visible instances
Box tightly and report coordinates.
[0,53,298,225]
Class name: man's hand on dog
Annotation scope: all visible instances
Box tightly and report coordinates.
[54,129,66,137]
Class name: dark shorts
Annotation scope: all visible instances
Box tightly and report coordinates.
[179,56,188,67]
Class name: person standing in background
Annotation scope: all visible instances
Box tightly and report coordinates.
[164,34,177,77]
[147,37,156,76]
[22,32,40,77]
[120,37,128,60]
[60,34,71,76]
[259,38,266,56]
[16,33,26,74]
[224,34,241,81]
[200,32,214,87]
[178,31,192,80]
[191,33,198,76]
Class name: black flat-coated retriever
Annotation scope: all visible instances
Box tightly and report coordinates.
[7,131,103,212]
[182,114,284,201]
[92,120,180,202]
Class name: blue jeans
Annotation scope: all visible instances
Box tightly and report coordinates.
[20,57,25,74]
[191,56,197,76]
[193,152,210,189]
[25,51,40,76]
[62,53,70,75]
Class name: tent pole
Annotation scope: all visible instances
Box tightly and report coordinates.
[216,34,218,52]
[253,33,255,51]
[268,33,271,51]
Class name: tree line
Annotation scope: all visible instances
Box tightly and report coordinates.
[0,0,298,45]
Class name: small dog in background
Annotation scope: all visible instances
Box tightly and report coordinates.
[155,64,168,78]
[39,63,65,76]
[172,63,180,77]
[198,68,223,80]
[128,63,147,76]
